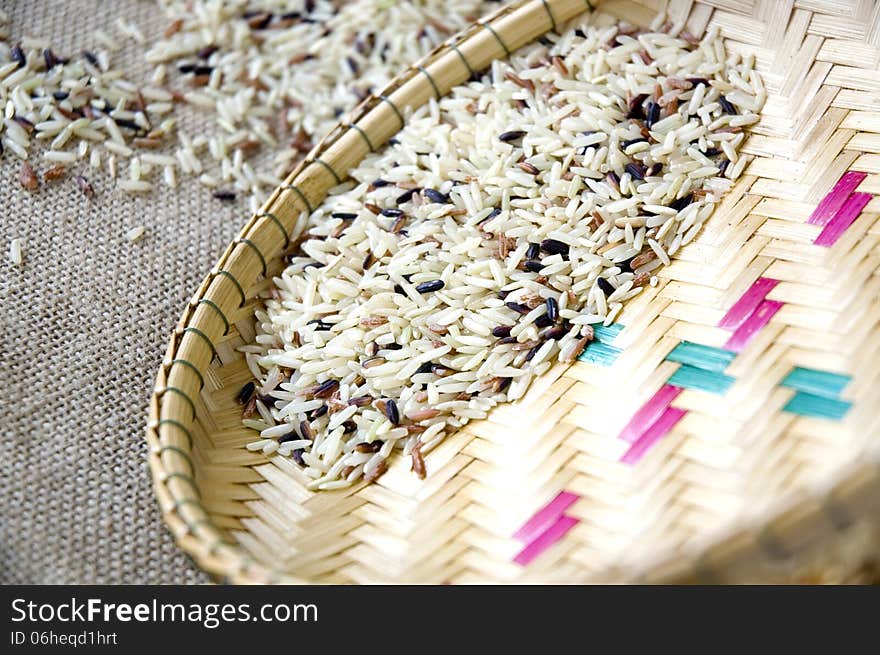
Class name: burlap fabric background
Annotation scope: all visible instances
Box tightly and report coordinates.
[0,0,238,584]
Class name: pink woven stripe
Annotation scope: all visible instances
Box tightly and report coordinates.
[718,277,779,330]
[807,171,867,226]
[620,407,687,465]
[513,515,579,566]
[723,300,784,353]
[619,384,684,444]
[513,491,580,543]
[814,192,872,247]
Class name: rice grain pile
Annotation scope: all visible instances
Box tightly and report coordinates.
[0,1,500,211]
[242,18,764,490]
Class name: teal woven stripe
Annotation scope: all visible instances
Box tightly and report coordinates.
[781,367,851,399]
[783,392,852,421]
[667,364,735,395]
[592,323,624,345]
[665,341,736,373]
[577,341,622,366]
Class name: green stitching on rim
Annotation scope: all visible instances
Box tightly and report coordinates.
[257,212,290,249]
[172,496,203,514]
[158,445,195,478]
[479,22,510,57]
[378,94,404,128]
[160,386,196,421]
[183,326,217,359]
[163,472,201,499]
[170,358,205,390]
[448,42,475,76]
[417,65,441,99]
[197,298,229,336]
[280,184,314,214]
[236,238,267,276]
[215,270,246,307]
[540,0,558,31]
[312,157,342,184]
[156,419,194,450]
[348,122,375,152]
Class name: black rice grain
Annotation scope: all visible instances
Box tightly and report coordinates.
[212,190,236,201]
[546,297,558,322]
[396,188,418,204]
[719,95,737,115]
[11,44,25,68]
[82,50,99,68]
[597,278,615,296]
[423,188,449,203]
[237,381,256,404]
[524,260,543,273]
[541,325,567,340]
[415,280,445,293]
[669,193,693,212]
[645,101,660,128]
[114,117,143,132]
[606,171,620,190]
[384,398,400,425]
[492,325,512,338]
[526,242,540,259]
[278,431,301,444]
[540,239,569,256]
[499,130,526,143]
[312,379,339,399]
[626,94,647,119]
[308,404,329,419]
[43,48,60,69]
[625,162,647,180]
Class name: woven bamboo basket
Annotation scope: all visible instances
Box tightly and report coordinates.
[146,0,880,584]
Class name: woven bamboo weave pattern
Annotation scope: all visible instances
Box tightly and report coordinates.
[147,0,880,584]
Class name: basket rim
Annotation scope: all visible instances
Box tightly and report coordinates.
[145,0,880,584]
